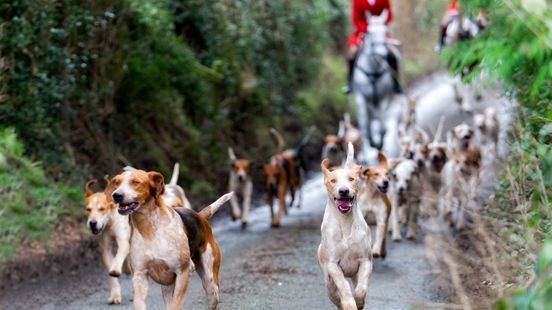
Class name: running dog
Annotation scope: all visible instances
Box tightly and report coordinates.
[318,143,372,310]
[263,127,315,227]
[419,117,448,217]
[473,107,499,156]
[321,133,344,169]
[449,123,475,153]
[106,168,232,310]
[227,147,253,229]
[85,178,131,305]
[358,152,392,258]
[398,97,417,135]
[441,146,481,229]
[389,158,421,241]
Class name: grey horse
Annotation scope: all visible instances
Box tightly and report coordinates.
[352,14,397,151]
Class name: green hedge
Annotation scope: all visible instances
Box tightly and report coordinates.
[443,1,551,308]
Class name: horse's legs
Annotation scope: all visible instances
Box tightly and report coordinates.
[354,93,374,149]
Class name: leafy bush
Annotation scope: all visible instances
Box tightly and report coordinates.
[0,128,80,258]
[0,0,347,198]
[442,0,551,306]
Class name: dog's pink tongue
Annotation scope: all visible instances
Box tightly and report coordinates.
[335,198,352,213]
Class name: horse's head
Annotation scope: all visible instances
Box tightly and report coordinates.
[366,13,389,57]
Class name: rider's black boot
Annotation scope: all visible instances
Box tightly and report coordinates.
[342,58,355,94]
[386,53,402,94]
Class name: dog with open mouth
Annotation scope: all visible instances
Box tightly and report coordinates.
[106,168,232,310]
[358,152,392,258]
[318,142,372,310]
[84,178,131,305]
[449,123,475,153]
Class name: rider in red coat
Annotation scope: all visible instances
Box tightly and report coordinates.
[437,0,460,50]
[344,0,401,94]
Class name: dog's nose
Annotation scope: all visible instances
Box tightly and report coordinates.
[89,220,97,229]
[238,175,245,182]
[407,151,414,159]
[338,188,350,197]
[398,187,405,193]
[112,192,124,203]
[382,180,389,188]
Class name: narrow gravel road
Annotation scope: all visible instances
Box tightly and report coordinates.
[0,72,507,309]
[0,175,447,310]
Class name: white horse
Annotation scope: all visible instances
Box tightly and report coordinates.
[352,13,397,153]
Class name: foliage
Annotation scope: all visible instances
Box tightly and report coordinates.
[0,128,80,258]
[442,0,551,307]
[0,0,348,259]
[0,0,346,191]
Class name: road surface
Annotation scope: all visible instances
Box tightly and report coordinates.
[0,72,508,309]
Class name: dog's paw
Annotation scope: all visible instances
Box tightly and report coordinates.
[108,269,121,277]
[241,222,248,229]
[108,294,121,305]
[371,247,381,258]
[271,222,281,228]
[406,234,415,241]
[392,235,402,242]
[342,299,358,310]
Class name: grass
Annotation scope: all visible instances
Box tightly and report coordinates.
[0,128,81,260]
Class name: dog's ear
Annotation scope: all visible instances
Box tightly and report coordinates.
[362,167,372,176]
[85,179,97,198]
[103,175,110,188]
[321,159,331,175]
[377,152,388,168]
[104,176,116,202]
[148,171,165,198]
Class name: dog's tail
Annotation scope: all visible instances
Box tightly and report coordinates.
[294,126,316,155]
[169,162,180,186]
[343,113,352,129]
[337,121,345,139]
[199,192,234,220]
[228,147,237,161]
[345,142,355,168]
[269,128,285,154]
[432,116,446,144]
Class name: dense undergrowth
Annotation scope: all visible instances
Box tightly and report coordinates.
[0,128,81,257]
[443,0,551,308]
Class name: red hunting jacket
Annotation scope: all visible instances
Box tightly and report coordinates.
[347,0,393,47]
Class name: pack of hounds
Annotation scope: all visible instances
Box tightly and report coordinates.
[83,100,498,309]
